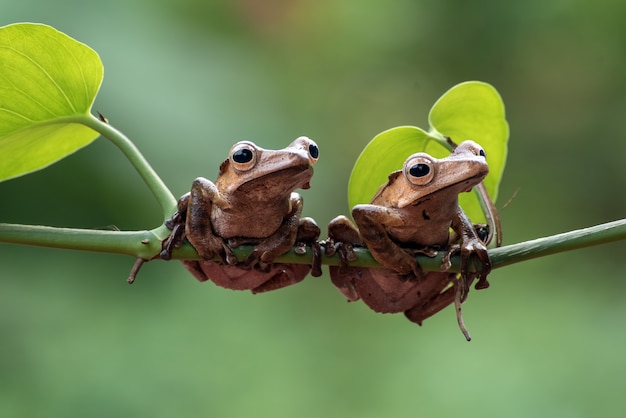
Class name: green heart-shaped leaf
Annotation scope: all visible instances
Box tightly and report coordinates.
[347,81,509,223]
[429,81,509,207]
[0,23,103,182]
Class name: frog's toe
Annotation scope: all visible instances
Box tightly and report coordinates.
[322,238,337,256]
[164,212,181,230]
[474,274,490,290]
[160,223,185,260]
[341,243,358,262]
[224,250,239,266]
[241,250,261,269]
[310,241,323,277]
[294,241,307,255]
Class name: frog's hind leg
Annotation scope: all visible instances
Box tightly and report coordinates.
[404,273,476,341]
[325,215,361,273]
[294,217,322,277]
[250,264,311,294]
[404,273,460,325]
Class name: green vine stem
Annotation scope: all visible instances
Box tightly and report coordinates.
[0,223,170,260]
[3,217,620,276]
[170,218,626,271]
[79,114,178,221]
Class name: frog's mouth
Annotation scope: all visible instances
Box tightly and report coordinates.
[459,173,488,193]
[406,172,487,208]
[441,173,488,196]
[237,164,314,195]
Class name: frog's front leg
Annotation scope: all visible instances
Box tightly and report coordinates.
[451,207,491,289]
[186,177,237,264]
[352,204,423,280]
[294,217,322,277]
[325,216,363,301]
[242,192,307,269]
[326,215,361,272]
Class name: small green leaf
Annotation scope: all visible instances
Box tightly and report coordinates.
[347,81,509,223]
[348,126,435,209]
[0,23,103,182]
[429,81,509,208]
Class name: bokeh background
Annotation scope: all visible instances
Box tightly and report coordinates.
[2,0,626,416]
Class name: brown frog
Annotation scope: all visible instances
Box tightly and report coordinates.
[326,140,491,338]
[161,137,321,293]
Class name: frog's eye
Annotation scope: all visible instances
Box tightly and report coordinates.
[230,142,258,171]
[456,140,486,158]
[404,155,435,186]
[291,136,319,165]
[308,142,320,162]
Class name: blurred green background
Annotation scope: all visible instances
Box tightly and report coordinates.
[2,0,626,417]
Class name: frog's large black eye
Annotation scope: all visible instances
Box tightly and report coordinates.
[457,140,486,158]
[404,154,435,186]
[233,148,253,164]
[291,136,319,165]
[230,142,258,171]
[409,163,430,178]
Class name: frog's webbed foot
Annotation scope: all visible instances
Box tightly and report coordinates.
[440,244,458,272]
[236,248,267,271]
[325,215,362,273]
[210,237,239,265]
[186,234,237,266]
[385,249,424,282]
[460,238,491,290]
[160,222,185,260]
[396,247,440,282]
[239,228,296,272]
[323,237,358,272]
[294,217,322,277]
[240,194,309,271]
[352,204,425,281]
[442,237,491,290]
[334,241,359,273]
[240,248,275,272]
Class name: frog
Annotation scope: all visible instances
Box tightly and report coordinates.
[161,136,321,294]
[325,140,492,337]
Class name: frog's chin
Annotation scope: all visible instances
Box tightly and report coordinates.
[460,173,488,193]
[283,166,314,191]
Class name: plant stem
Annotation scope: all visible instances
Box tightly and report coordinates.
[488,218,626,268]
[79,114,178,220]
[161,218,626,271]
[0,223,170,259]
[1,218,625,273]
